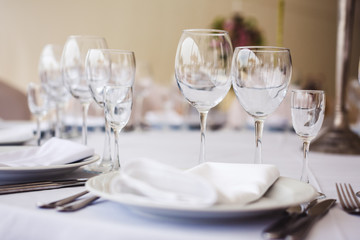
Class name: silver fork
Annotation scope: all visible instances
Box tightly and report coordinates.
[335,183,360,215]
[37,190,89,209]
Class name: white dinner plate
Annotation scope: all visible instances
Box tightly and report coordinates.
[0,154,99,184]
[86,172,318,219]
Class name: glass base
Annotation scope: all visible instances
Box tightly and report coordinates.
[83,160,113,173]
[311,126,360,154]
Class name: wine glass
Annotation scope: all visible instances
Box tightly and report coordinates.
[27,82,50,146]
[175,29,233,164]
[133,61,153,130]
[39,44,69,138]
[291,90,325,183]
[86,49,136,172]
[61,35,108,145]
[231,47,292,164]
[104,86,133,170]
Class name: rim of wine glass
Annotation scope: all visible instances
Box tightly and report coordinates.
[183,29,229,36]
[104,85,132,91]
[235,46,290,52]
[292,89,325,94]
[66,35,107,40]
[87,48,135,55]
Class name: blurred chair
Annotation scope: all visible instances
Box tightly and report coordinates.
[0,81,31,120]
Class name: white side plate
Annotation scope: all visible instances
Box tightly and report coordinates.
[0,155,99,183]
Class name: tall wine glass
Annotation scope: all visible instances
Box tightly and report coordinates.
[231,47,292,164]
[291,90,325,183]
[39,44,69,138]
[104,86,133,170]
[86,49,136,172]
[175,29,233,164]
[61,35,108,145]
[27,82,50,146]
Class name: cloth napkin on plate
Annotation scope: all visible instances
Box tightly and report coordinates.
[0,123,34,144]
[0,137,94,167]
[110,159,280,207]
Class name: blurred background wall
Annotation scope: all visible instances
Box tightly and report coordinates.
[0,0,359,114]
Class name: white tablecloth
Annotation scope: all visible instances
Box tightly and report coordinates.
[0,129,359,240]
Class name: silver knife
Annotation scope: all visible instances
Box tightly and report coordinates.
[0,179,87,194]
[263,199,335,239]
[56,195,100,212]
[0,178,88,188]
[262,199,318,239]
[284,199,336,240]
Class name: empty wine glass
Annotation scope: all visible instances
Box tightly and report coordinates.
[175,29,233,164]
[231,47,292,164]
[134,61,153,130]
[86,49,136,172]
[61,35,108,145]
[104,86,133,170]
[39,44,69,138]
[27,82,50,146]
[291,90,325,183]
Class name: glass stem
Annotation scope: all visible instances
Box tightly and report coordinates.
[55,104,61,138]
[301,140,311,183]
[101,117,112,166]
[81,102,90,145]
[36,117,41,146]
[199,111,208,164]
[113,128,121,171]
[135,95,144,131]
[254,119,264,164]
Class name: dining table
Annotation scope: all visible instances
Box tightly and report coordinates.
[0,126,359,240]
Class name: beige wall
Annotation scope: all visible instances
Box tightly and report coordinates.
[0,0,359,111]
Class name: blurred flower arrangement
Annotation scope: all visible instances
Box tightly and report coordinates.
[211,13,264,47]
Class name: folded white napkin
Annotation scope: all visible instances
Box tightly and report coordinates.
[0,123,34,144]
[0,138,94,167]
[110,159,280,207]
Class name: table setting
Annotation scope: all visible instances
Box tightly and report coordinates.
[0,28,359,240]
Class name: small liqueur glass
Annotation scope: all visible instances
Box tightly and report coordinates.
[103,86,133,170]
[27,82,50,146]
[291,90,325,183]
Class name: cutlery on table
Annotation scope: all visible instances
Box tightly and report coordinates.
[37,190,89,209]
[336,183,360,215]
[262,199,317,239]
[0,179,88,195]
[56,195,100,212]
[284,199,336,240]
[263,199,336,239]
